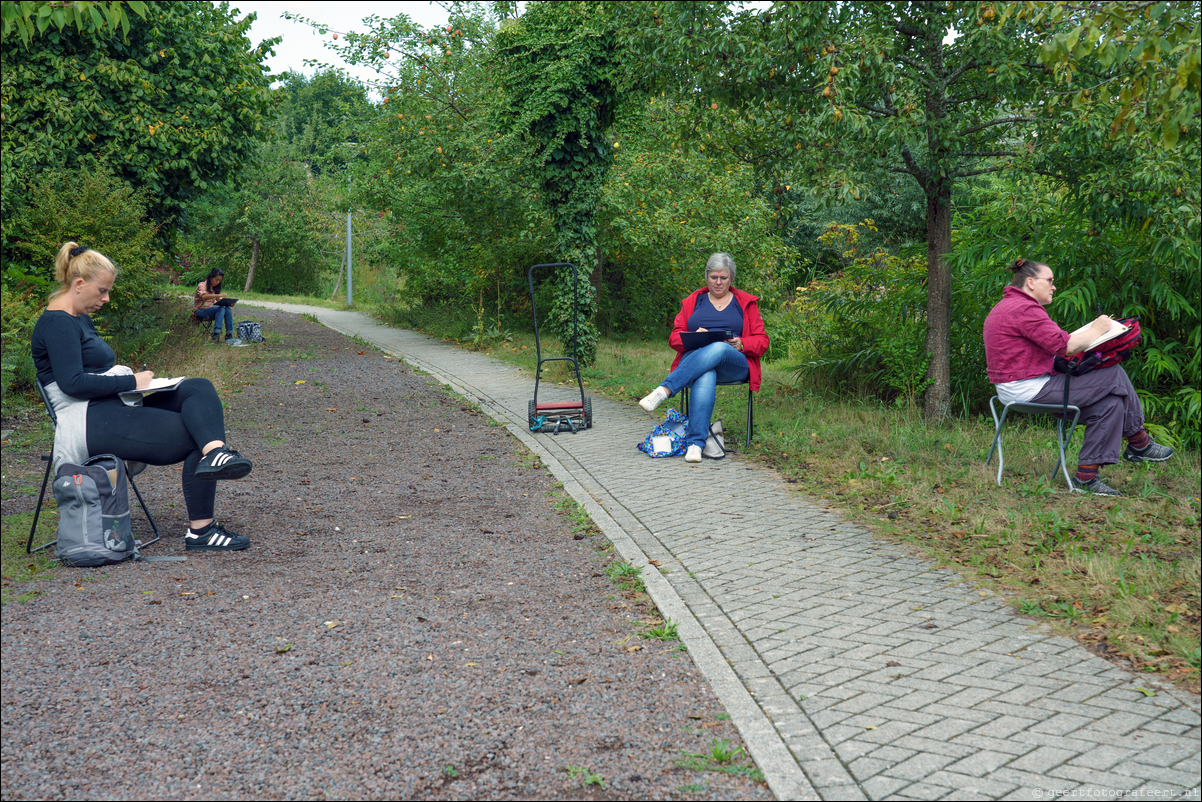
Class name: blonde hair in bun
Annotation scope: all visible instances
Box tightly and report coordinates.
[50,242,117,301]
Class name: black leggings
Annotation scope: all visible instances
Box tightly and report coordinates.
[87,378,226,521]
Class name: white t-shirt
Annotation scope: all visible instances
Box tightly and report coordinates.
[995,374,1051,405]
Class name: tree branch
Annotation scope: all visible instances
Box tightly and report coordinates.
[953,164,1014,178]
[958,116,1036,136]
[956,150,1019,158]
[944,58,977,87]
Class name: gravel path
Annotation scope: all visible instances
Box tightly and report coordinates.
[1,310,771,801]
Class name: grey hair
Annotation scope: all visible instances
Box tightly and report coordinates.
[704,252,736,282]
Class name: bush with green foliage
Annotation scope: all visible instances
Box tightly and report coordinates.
[6,165,161,314]
[1,1,277,229]
[0,283,42,399]
[785,222,931,402]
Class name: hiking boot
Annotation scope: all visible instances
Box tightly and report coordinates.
[639,386,670,412]
[195,445,253,481]
[185,522,250,551]
[210,332,221,344]
[1073,476,1122,496]
[1123,439,1174,463]
[685,444,703,463]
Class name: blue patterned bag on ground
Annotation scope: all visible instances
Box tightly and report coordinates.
[637,408,689,458]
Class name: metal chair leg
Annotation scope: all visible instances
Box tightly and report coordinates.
[1052,409,1081,492]
[986,397,1010,487]
[27,455,56,554]
[745,383,753,450]
[128,473,162,546]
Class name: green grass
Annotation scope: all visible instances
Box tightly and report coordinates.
[641,618,680,641]
[564,765,605,789]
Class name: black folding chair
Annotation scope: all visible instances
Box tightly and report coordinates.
[678,378,755,451]
[27,382,162,554]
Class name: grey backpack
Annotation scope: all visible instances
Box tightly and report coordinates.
[52,454,140,567]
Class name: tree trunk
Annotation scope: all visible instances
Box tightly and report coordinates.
[922,184,953,421]
[244,236,259,293]
[329,248,347,300]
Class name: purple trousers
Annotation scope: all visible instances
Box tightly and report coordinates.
[1030,365,1144,466]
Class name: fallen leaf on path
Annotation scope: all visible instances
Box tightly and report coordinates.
[275,644,292,653]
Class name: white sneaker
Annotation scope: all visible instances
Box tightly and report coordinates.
[639,386,670,412]
[685,445,702,463]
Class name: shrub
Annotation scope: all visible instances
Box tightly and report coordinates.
[0,284,42,399]
[6,165,161,318]
[787,221,931,403]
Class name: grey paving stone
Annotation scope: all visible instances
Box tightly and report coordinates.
[947,731,1040,758]
[888,780,956,800]
[861,773,912,799]
[1160,706,1202,726]
[891,734,980,759]
[1027,711,1100,736]
[906,716,979,742]
[847,755,897,782]
[882,752,959,781]
[921,770,1020,797]
[1129,764,1202,787]
[1006,745,1082,774]
[798,757,856,787]
[832,738,882,762]
[941,749,1015,777]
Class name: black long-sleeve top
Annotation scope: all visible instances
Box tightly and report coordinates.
[31,311,136,399]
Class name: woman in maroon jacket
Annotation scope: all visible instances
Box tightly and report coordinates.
[983,258,1172,495]
[639,253,769,463]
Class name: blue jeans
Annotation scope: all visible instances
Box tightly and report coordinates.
[196,304,233,335]
[661,342,749,449]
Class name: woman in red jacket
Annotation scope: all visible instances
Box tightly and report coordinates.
[639,253,769,463]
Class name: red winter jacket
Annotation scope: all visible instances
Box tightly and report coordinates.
[668,287,770,391]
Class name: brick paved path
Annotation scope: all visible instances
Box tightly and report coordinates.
[246,303,1201,801]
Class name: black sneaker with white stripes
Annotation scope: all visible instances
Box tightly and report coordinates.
[185,522,250,551]
[194,445,253,481]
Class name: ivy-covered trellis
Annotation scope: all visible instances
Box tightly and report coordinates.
[494,1,625,365]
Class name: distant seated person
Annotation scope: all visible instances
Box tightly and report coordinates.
[31,242,255,551]
[982,258,1172,496]
[638,252,769,463]
[194,267,235,343]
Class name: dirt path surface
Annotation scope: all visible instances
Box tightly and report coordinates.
[1,310,771,801]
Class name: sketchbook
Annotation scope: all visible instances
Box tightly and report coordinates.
[1070,319,1129,350]
[118,376,185,407]
[215,297,238,307]
[679,330,735,351]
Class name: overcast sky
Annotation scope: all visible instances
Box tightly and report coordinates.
[227,1,453,85]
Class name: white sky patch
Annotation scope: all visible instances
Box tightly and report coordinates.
[225,1,453,85]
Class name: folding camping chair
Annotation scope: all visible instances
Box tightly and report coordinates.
[985,396,1082,492]
[678,377,755,451]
